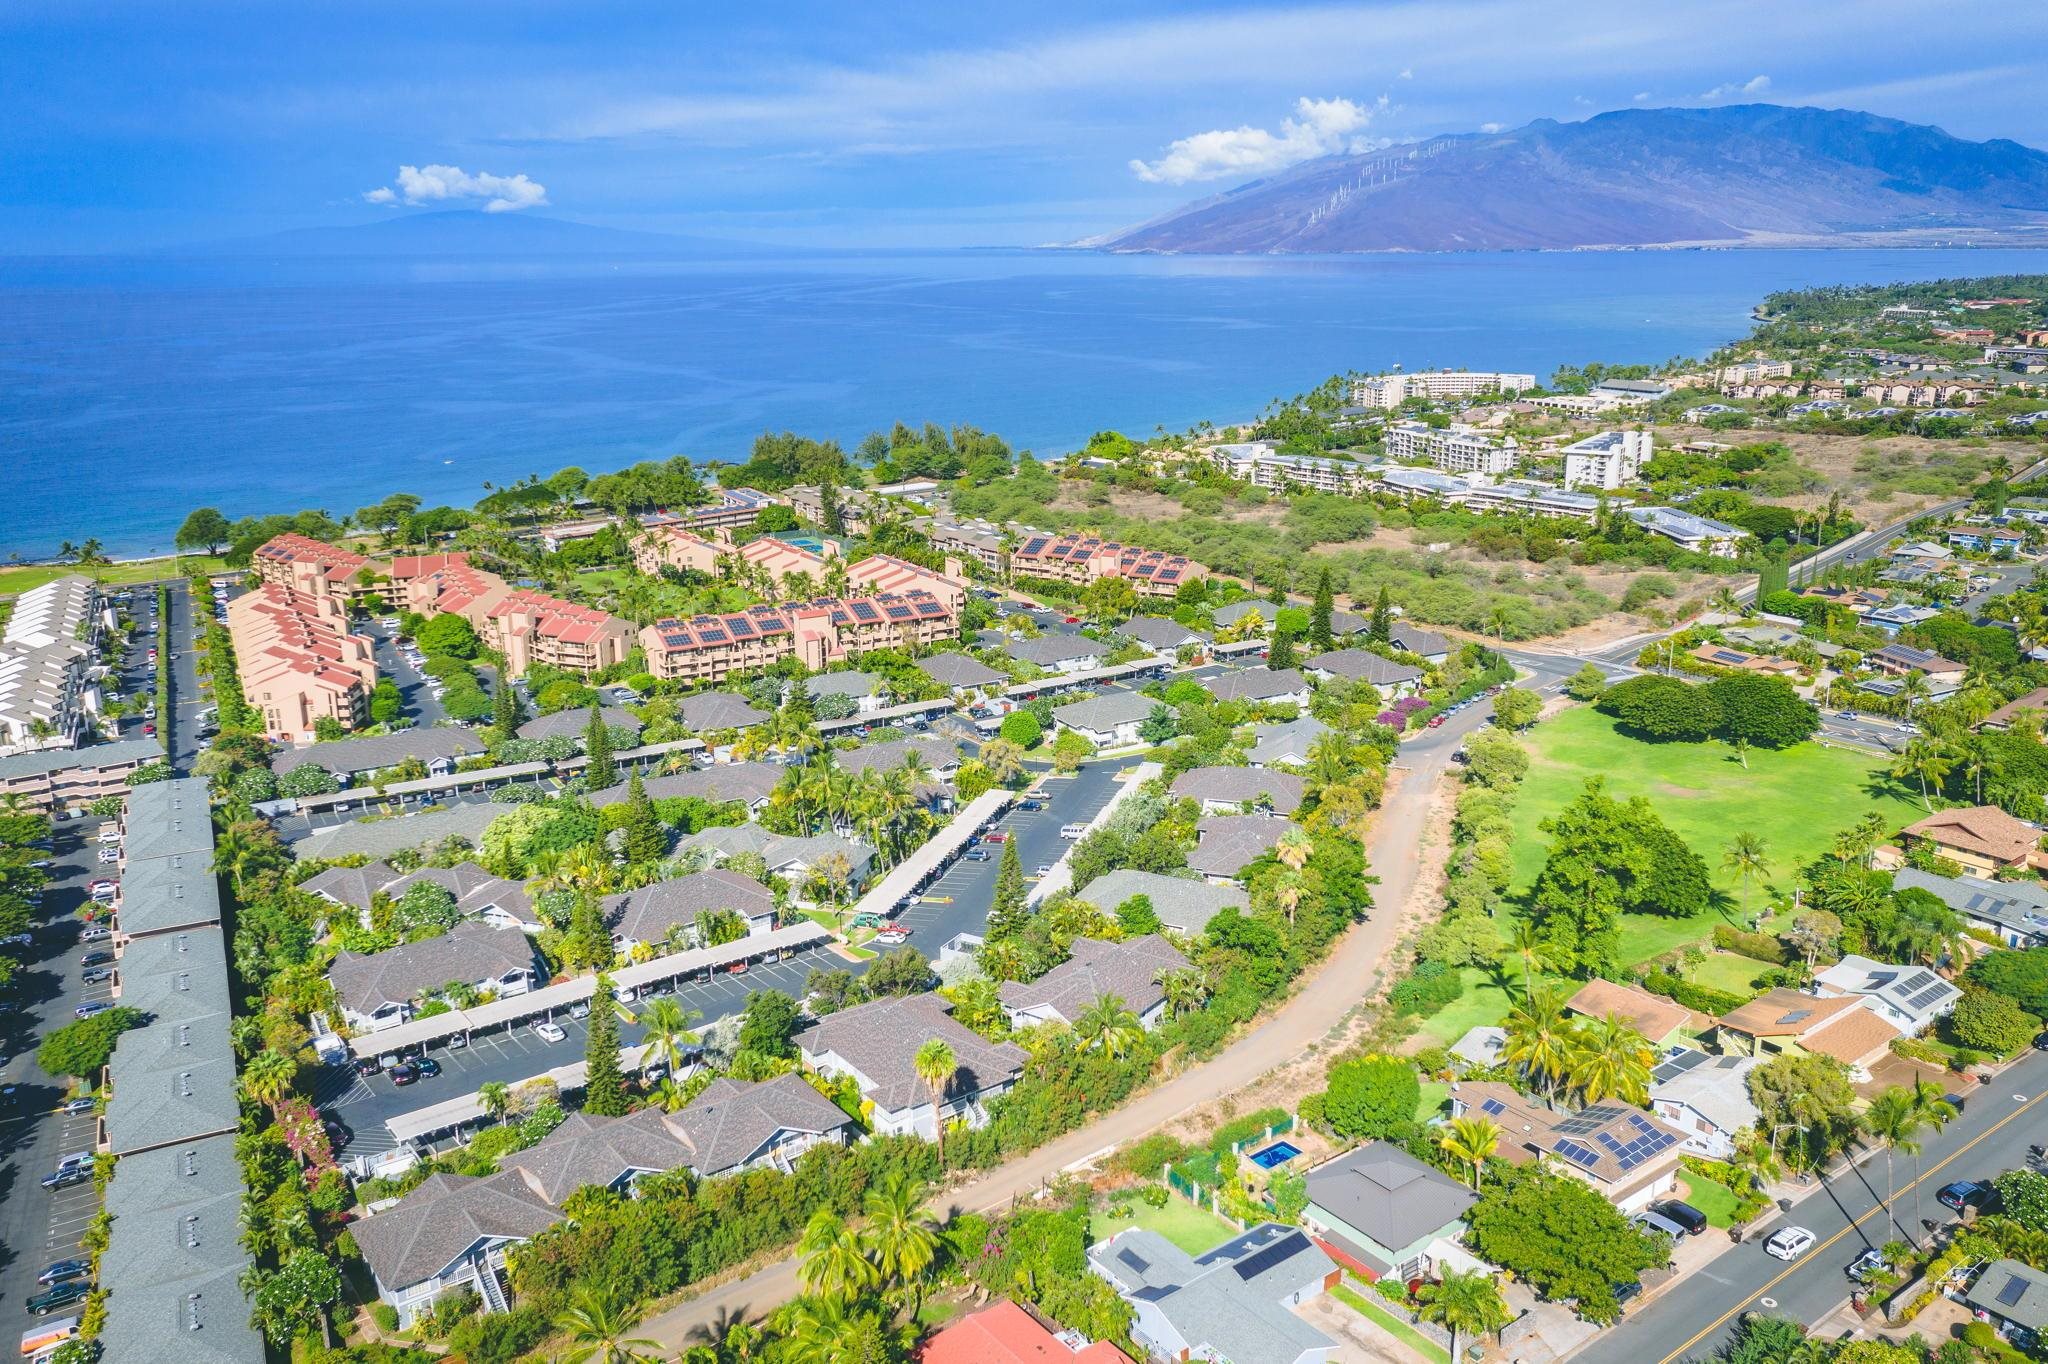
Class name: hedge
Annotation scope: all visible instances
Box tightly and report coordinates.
[1641,970,1749,1017]
[1389,959,1464,1017]
[1712,925,1791,965]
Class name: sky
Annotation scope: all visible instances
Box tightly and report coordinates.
[4,0,2046,253]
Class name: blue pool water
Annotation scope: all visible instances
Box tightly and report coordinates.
[1249,1141,1301,1169]
[783,535,827,552]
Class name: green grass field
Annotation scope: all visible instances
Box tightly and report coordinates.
[1090,1196,1239,1256]
[0,555,232,598]
[1685,950,1774,999]
[1504,705,1924,964]
[1677,1171,1743,1228]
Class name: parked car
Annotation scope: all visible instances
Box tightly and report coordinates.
[80,967,113,985]
[78,951,113,968]
[1650,1200,1709,1237]
[87,879,117,895]
[96,848,119,864]
[727,960,750,974]
[0,933,31,948]
[568,1001,591,1020]
[59,1097,96,1116]
[390,1062,422,1086]
[960,848,990,862]
[873,931,908,945]
[413,1057,441,1079]
[1848,1247,1892,1282]
[73,1001,113,1020]
[40,1168,90,1191]
[27,1282,91,1315]
[353,1056,382,1076]
[1938,1180,1993,1213]
[534,1022,567,1043]
[982,832,1007,843]
[35,1261,89,1286]
[78,926,111,943]
[1019,799,1044,811]
[1034,864,1053,877]
[1764,1227,1815,1261]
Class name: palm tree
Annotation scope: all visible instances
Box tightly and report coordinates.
[477,1080,510,1127]
[1710,586,1741,617]
[1416,1267,1512,1364]
[1273,871,1306,926]
[1160,969,1207,1020]
[1730,736,1751,770]
[1904,1079,1958,1244]
[1502,984,1575,1103]
[1074,992,1144,1059]
[1729,1126,1782,1193]
[1503,920,1552,1001]
[240,1048,299,1117]
[796,1208,879,1300]
[1438,1115,1501,1191]
[1570,1013,1655,1106]
[1890,739,1954,812]
[1861,1087,1921,1244]
[861,1175,940,1317]
[1274,827,1313,874]
[1486,604,1512,641]
[638,997,703,1078]
[1721,832,1770,919]
[913,1038,959,1166]
[554,1286,660,1364]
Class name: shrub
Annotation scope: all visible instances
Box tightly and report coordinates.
[1211,1106,1292,1154]
[1140,1184,1170,1209]
[1641,970,1749,1016]
[1388,958,1463,1016]
[1713,925,1791,965]
[369,1303,400,1333]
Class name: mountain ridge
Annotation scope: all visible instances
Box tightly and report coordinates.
[1090,104,2048,254]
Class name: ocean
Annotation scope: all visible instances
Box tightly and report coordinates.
[2,246,2043,559]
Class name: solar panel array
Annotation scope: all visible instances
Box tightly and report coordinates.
[1595,1113,1679,1171]
[1554,1106,1627,1137]
[1229,1232,1307,1283]
[1905,980,1955,1012]
[1480,1097,1507,1116]
[1552,1138,1599,1168]
[1999,1274,2030,1307]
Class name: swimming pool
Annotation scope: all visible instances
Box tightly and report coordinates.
[784,535,827,552]
[1248,1141,1302,1170]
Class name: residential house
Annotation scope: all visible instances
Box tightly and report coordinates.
[1120,616,1208,653]
[1891,541,1955,563]
[496,1111,696,1205]
[1210,441,1377,495]
[1301,1142,1478,1283]
[916,652,1007,697]
[1187,814,1289,881]
[1388,624,1452,664]
[271,727,485,783]
[1210,600,1276,635]
[1901,805,2045,875]
[292,800,503,864]
[485,589,635,678]
[1814,955,1961,1033]
[1869,644,1967,685]
[517,705,644,746]
[918,1300,1134,1364]
[1647,1051,1760,1160]
[671,824,873,889]
[677,691,771,732]
[1352,370,1535,408]
[666,1073,856,1177]
[250,532,373,598]
[1565,978,1711,1049]
[1893,866,2048,947]
[1202,667,1310,707]
[1712,989,1900,1076]
[795,992,1028,1140]
[1980,687,2048,732]
[600,868,777,955]
[1248,715,1332,767]
[1071,869,1248,937]
[1689,643,1804,677]
[611,761,782,813]
[847,553,970,614]
[327,920,540,1032]
[1171,765,1306,816]
[1303,648,1424,695]
[1861,602,1942,636]
[1052,691,1156,748]
[0,575,100,755]
[1949,527,2026,556]
[1009,635,1111,675]
[0,737,162,815]
[352,1171,562,1327]
[807,670,889,713]
[299,860,538,933]
[638,593,958,687]
[737,535,834,592]
[1088,1222,1340,1364]
[997,935,1191,1031]
[1962,1260,2048,1342]
[1449,1082,1686,1212]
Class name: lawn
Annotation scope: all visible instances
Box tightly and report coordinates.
[1090,1196,1239,1257]
[0,554,232,597]
[1414,968,1516,1046]
[1331,1280,1453,1364]
[1416,1080,1451,1122]
[1677,1171,1743,1228]
[1504,705,1924,964]
[1685,950,1773,999]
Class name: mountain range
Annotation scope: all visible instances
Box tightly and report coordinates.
[1086,104,2048,254]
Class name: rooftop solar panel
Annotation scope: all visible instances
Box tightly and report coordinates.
[1999,1275,2030,1307]
[1480,1097,1507,1116]
[1229,1234,1307,1283]
[1553,1138,1600,1168]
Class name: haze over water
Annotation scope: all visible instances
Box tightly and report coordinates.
[3,246,2043,559]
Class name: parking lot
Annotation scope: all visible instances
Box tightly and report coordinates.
[356,617,459,729]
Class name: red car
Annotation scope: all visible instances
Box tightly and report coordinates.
[1428,715,1446,728]
[982,832,1007,843]
[142,722,156,736]
[1063,616,1080,624]
[727,960,749,975]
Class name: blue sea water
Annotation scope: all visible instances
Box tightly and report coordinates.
[2,246,2044,559]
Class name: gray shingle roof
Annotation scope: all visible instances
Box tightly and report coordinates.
[915,653,1007,688]
[588,761,783,810]
[807,670,884,699]
[674,825,873,881]
[998,935,1190,1024]
[0,735,160,781]
[1089,1222,1337,1363]
[601,868,775,944]
[1895,865,2048,939]
[498,1111,695,1204]
[292,800,503,863]
[353,1171,563,1292]
[1390,624,1452,658]
[1071,869,1248,936]
[1202,667,1307,703]
[1052,690,1156,734]
[1247,716,1331,767]
[677,692,771,730]
[121,777,213,864]
[327,920,538,1016]
[1186,814,1289,878]
[1170,765,1306,815]
[98,1133,264,1364]
[271,726,484,777]
[104,977,240,1155]
[1304,1142,1476,1253]
[1008,635,1111,668]
[1967,1260,2048,1332]
[116,846,222,938]
[298,859,535,925]
[1210,600,1274,630]
[794,992,1027,1113]
[1307,648,1424,687]
[517,706,643,743]
[1120,616,1206,650]
[836,735,958,778]
[666,1073,855,1177]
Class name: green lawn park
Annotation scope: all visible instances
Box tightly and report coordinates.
[1088,1196,1240,1257]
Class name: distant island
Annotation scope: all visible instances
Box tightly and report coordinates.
[1083,104,2048,255]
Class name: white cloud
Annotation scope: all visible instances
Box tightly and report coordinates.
[1479,121,1504,133]
[1398,67,1413,79]
[1129,95,1388,184]
[1633,91,1653,102]
[363,163,549,213]
[1701,74,1771,100]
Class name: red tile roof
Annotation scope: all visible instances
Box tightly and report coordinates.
[917,1301,1133,1364]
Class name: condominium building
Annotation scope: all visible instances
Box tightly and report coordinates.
[846,553,968,613]
[654,486,780,536]
[1210,441,1376,495]
[0,574,101,754]
[227,579,377,742]
[1008,533,1200,599]
[1350,370,1536,409]
[633,524,725,577]
[1560,430,1654,491]
[639,590,959,686]
[1718,359,1793,384]
[1458,480,1605,521]
[0,737,161,813]
[783,484,895,535]
[1383,421,1520,475]
[485,590,634,677]
[925,518,1007,574]
[251,532,374,597]
[1622,506,1753,558]
[738,536,835,590]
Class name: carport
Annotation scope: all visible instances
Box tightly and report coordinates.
[1000,654,1168,701]
[292,760,552,815]
[382,1042,668,1149]
[815,697,955,736]
[842,788,1014,921]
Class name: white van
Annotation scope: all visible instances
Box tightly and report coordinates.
[1059,823,1087,839]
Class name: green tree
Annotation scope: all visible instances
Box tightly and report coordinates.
[583,702,618,791]
[1995,1169,2048,1233]
[553,1285,659,1364]
[367,676,403,726]
[1323,1054,1420,1140]
[1860,1086,1922,1244]
[1949,985,2035,1055]
[617,773,666,864]
[738,989,800,1060]
[1570,1013,1654,1106]
[1968,947,2048,1015]
[478,1079,511,1126]
[414,612,479,659]
[1268,629,1298,670]
[247,1248,343,1348]
[1563,663,1608,701]
[1503,983,1575,1100]
[637,997,703,1078]
[998,711,1042,749]
[1439,1114,1502,1191]
[861,1174,940,1316]
[1492,686,1541,731]
[1114,893,1160,936]
[1309,569,1336,650]
[1369,586,1393,645]
[1528,779,1645,976]
[493,673,527,735]
[914,1037,959,1165]
[1748,1052,1859,1170]
[1074,992,1144,1059]
[175,506,233,556]
[1703,674,1820,749]
[1416,1267,1513,1363]
[1722,832,1771,919]
[1462,1165,1662,1323]
[36,1007,144,1078]
[1890,739,1953,812]
[582,975,627,1116]
[797,1208,879,1300]
[986,838,1030,941]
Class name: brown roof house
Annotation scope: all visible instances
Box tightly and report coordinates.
[1449,1081,1686,1213]
[1902,806,2046,876]
[1982,687,2048,732]
[796,992,1027,1142]
[1713,988,1900,1079]
[998,935,1191,1031]
[1565,979,1712,1048]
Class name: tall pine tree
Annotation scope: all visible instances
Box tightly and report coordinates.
[1369,586,1394,644]
[619,773,666,865]
[1269,629,1298,670]
[581,974,627,1116]
[492,672,526,736]
[582,701,617,791]
[1309,569,1335,650]
[987,838,1028,941]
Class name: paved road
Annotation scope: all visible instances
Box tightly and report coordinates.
[354,618,454,729]
[1577,1053,2048,1364]
[636,669,1543,1350]
[161,580,205,774]
[0,821,123,1329]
